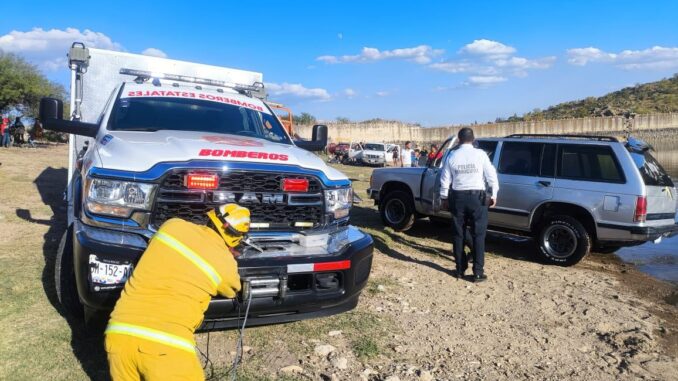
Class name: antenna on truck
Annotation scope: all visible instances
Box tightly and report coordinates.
[119,68,267,100]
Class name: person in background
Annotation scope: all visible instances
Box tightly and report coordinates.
[33,119,44,140]
[427,144,438,166]
[13,117,25,146]
[392,145,399,167]
[418,148,428,166]
[413,149,420,167]
[401,141,413,168]
[439,128,498,282]
[1,116,9,148]
[3,117,14,147]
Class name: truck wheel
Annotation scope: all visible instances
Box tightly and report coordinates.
[379,191,415,231]
[55,225,84,320]
[537,215,591,266]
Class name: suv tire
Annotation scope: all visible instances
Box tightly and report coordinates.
[537,215,591,266]
[379,190,415,231]
[55,225,84,320]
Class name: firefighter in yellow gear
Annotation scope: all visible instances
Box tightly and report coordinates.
[105,204,250,381]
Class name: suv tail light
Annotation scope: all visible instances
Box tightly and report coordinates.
[185,173,219,189]
[634,196,647,222]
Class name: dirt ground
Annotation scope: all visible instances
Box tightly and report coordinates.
[0,144,676,381]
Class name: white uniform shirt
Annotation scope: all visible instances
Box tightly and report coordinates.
[439,143,499,199]
[401,148,413,165]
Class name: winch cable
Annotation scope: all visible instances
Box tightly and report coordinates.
[231,288,253,380]
[199,285,253,380]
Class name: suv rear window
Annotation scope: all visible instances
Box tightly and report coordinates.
[558,145,624,183]
[629,149,674,187]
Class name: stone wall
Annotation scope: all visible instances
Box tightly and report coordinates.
[294,113,678,144]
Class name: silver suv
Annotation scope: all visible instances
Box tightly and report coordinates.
[367,134,678,266]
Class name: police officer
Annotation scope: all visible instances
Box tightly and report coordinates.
[440,128,498,282]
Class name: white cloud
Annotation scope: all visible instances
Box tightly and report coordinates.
[467,76,507,86]
[567,45,678,70]
[337,33,343,40]
[429,39,555,85]
[343,88,357,98]
[266,82,331,100]
[493,56,556,70]
[0,27,123,71]
[141,47,167,58]
[460,39,516,57]
[566,47,615,66]
[317,45,444,65]
[375,91,389,97]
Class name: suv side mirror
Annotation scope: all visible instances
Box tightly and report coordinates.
[295,124,328,152]
[39,97,99,137]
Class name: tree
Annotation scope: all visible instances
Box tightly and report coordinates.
[0,52,66,117]
[293,112,316,125]
[335,116,351,123]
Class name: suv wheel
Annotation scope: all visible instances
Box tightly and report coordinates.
[379,190,415,231]
[537,215,591,266]
[55,225,84,320]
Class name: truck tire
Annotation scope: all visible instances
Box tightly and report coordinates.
[379,190,415,231]
[537,215,591,266]
[55,225,84,320]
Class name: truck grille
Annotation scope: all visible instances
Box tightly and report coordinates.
[151,170,324,230]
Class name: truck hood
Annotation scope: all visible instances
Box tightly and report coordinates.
[95,130,347,180]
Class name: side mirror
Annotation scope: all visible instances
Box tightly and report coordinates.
[39,97,63,121]
[294,124,328,152]
[39,97,99,137]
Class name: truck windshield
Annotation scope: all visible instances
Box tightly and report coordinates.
[108,96,292,144]
[363,144,384,151]
[628,148,674,187]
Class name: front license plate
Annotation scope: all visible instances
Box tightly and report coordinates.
[89,254,134,286]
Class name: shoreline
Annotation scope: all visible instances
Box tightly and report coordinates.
[585,253,678,357]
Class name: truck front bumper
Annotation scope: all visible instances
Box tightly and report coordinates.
[72,221,374,328]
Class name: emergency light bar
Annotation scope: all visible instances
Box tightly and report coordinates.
[119,68,266,99]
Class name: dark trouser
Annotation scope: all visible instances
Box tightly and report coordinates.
[449,190,488,276]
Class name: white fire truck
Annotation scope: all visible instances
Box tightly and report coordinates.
[40,43,373,328]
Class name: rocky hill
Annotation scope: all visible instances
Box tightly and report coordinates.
[500,74,678,122]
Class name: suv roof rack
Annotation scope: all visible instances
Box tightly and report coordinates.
[119,68,266,99]
[505,134,619,142]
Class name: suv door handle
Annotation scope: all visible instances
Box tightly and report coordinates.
[538,180,551,187]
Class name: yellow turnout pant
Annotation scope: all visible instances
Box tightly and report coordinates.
[105,333,204,381]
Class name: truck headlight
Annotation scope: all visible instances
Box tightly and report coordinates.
[85,178,156,218]
[325,187,352,219]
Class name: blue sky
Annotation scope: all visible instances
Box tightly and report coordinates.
[2,0,677,126]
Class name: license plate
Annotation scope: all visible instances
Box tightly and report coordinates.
[89,254,134,286]
[369,159,376,163]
